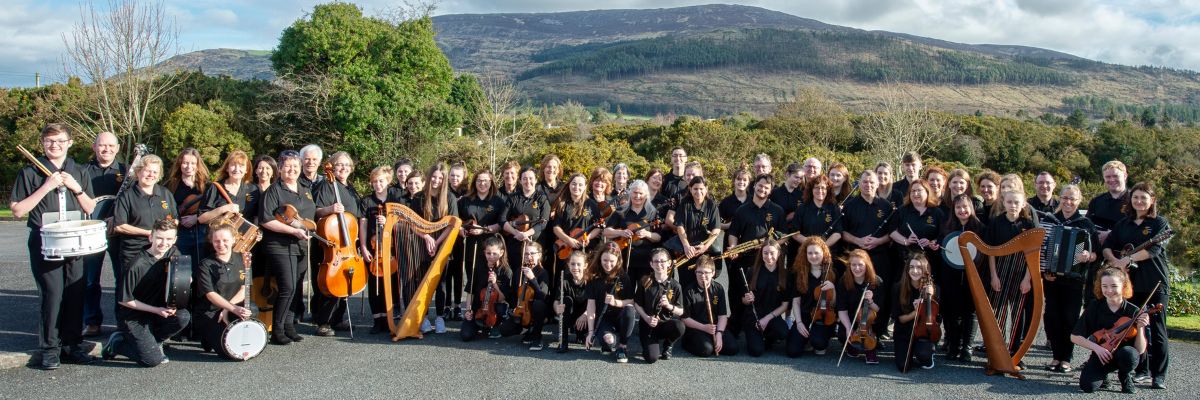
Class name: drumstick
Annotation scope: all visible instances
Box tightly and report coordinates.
[16,145,55,177]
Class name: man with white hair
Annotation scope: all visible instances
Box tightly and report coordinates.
[299,144,325,189]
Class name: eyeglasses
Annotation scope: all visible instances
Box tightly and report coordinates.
[651,259,670,264]
[43,139,71,146]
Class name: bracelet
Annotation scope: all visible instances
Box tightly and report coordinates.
[716,329,724,333]
[72,189,83,196]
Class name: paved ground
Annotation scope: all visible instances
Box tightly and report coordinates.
[0,221,1195,399]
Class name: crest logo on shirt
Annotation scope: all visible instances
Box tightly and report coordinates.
[824,214,832,223]
[532,201,539,209]
[245,193,253,202]
[160,200,168,209]
[1120,204,1128,215]
[485,206,493,213]
[926,216,934,225]
[115,173,124,183]
[239,270,246,281]
[765,213,773,223]
[1143,226,1151,236]
[305,192,313,200]
[701,217,709,226]
[876,209,884,219]
[666,288,674,302]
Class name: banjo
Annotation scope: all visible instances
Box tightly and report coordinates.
[220,252,268,361]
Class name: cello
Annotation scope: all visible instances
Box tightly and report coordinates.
[315,162,367,298]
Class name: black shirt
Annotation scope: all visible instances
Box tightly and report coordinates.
[673,197,720,244]
[537,181,562,208]
[836,277,879,312]
[718,193,747,225]
[1086,191,1129,231]
[681,282,729,324]
[256,182,317,251]
[513,266,550,302]
[245,185,268,225]
[201,181,252,219]
[359,191,407,244]
[795,270,836,323]
[113,185,177,254]
[983,215,1038,246]
[193,253,247,317]
[299,173,324,190]
[387,184,408,202]
[1073,300,1140,347]
[609,205,660,250]
[894,205,946,242]
[313,179,363,218]
[662,172,686,200]
[1103,216,1171,293]
[410,191,459,221]
[501,190,550,242]
[841,196,895,253]
[10,156,92,228]
[557,275,589,314]
[457,194,505,230]
[84,159,126,198]
[633,277,683,319]
[585,274,633,317]
[789,200,843,238]
[173,182,203,219]
[728,199,786,243]
[469,265,515,302]
[1028,196,1059,215]
[118,248,175,320]
[891,281,939,334]
[746,265,792,318]
[554,197,601,235]
[769,184,805,217]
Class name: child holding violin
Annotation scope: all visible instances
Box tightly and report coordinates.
[788,236,837,357]
[632,249,685,363]
[837,249,881,364]
[553,251,590,352]
[1071,268,1150,394]
[584,244,636,363]
[892,253,940,372]
[461,236,514,341]
[503,242,550,350]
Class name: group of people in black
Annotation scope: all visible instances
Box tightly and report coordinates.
[12,125,1172,394]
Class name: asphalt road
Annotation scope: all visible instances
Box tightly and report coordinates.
[0,221,1194,399]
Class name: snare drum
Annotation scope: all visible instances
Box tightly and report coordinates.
[221,319,267,361]
[40,220,108,261]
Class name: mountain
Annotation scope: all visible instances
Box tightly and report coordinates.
[159,4,1200,116]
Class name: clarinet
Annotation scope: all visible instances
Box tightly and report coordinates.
[738,265,763,332]
[558,272,566,347]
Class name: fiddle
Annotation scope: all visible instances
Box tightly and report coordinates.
[315,162,367,298]
[273,204,333,246]
[612,218,663,250]
[473,264,501,328]
[1091,304,1163,357]
[556,217,609,259]
[810,285,837,329]
[508,214,544,240]
[178,193,203,216]
[912,278,941,342]
[846,289,877,355]
[369,204,398,277]
[512,262,537,327]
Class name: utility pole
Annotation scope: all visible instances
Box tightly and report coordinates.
[35,72,41,88]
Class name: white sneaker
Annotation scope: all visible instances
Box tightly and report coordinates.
[434,317,447,334]
[922,355,936,370]
[420,318,433,333]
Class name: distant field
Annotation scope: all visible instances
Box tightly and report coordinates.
[1171,314,1200,331]
[0,207,11,218]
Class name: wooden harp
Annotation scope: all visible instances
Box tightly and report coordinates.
[378,203,461,341]
[957,228,1045,379]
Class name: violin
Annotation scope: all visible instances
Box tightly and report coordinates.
[273,204,333,246]
[474,264,501,328]
[847,291,878,352]
[315,162,367,298]
[512,263,537,327]
[508,214,544,239]
[1091,303,1163,356]
[612,218,663,250]
[368,205,398,277]
[178,193,203,216]
[810,285,837,328]
[912,278,941,342]
[555,205,612,259]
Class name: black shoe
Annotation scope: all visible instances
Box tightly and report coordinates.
[615,347,629,363]
[1099,379,1110,390]
[316,325,335,337]
[283,323,304,342]
[521,332,536,344]
[661,346,673,360]
[270,332,292,345]
[370,318,388,334]
[101,333,121,360]
[556,340,569,353]
[946,348,960,360]
[60,346,96,365]
[39,351,60,370]
[1151,377,1167,390]
[333,321,351,331]
[959,349,973,362]
[1120,374,1136,394]
[452,307,464,321]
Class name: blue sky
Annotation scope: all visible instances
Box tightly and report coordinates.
[3,0,1199,87]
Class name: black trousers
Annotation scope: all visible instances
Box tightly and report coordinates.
[867,249,894,337]
[1043,277,1084,362]
[894,334,935,371]
[682,328,739,357]
[726,261,751,338]
[28,230,86,353]
[939,265,977,354]
[83,243,120,326]
[436,252,465,317]
[265,244,307,331]
[787,321,834,357]
[743,315,788,357]
[594,305,637,346]
[193,311,228,357]
[308,245,348,326]
[637,318,684,363]
[113,310,190,367]
[367,270,402,317]
[1134,290,1169,379]
[1080,346,1139,393]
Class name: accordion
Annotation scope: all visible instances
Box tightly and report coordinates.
[1039,224,1090,279]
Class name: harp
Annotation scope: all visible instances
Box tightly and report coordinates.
[378,203,461,341]
[957,228,1045,379]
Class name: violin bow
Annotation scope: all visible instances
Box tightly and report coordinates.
[837,286,870,367]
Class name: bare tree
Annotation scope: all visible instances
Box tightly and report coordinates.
[61,0,181,153]
[858,85,957,166]
[376,0,439,24]
[471,74,531,172]
[254,72,339,147]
